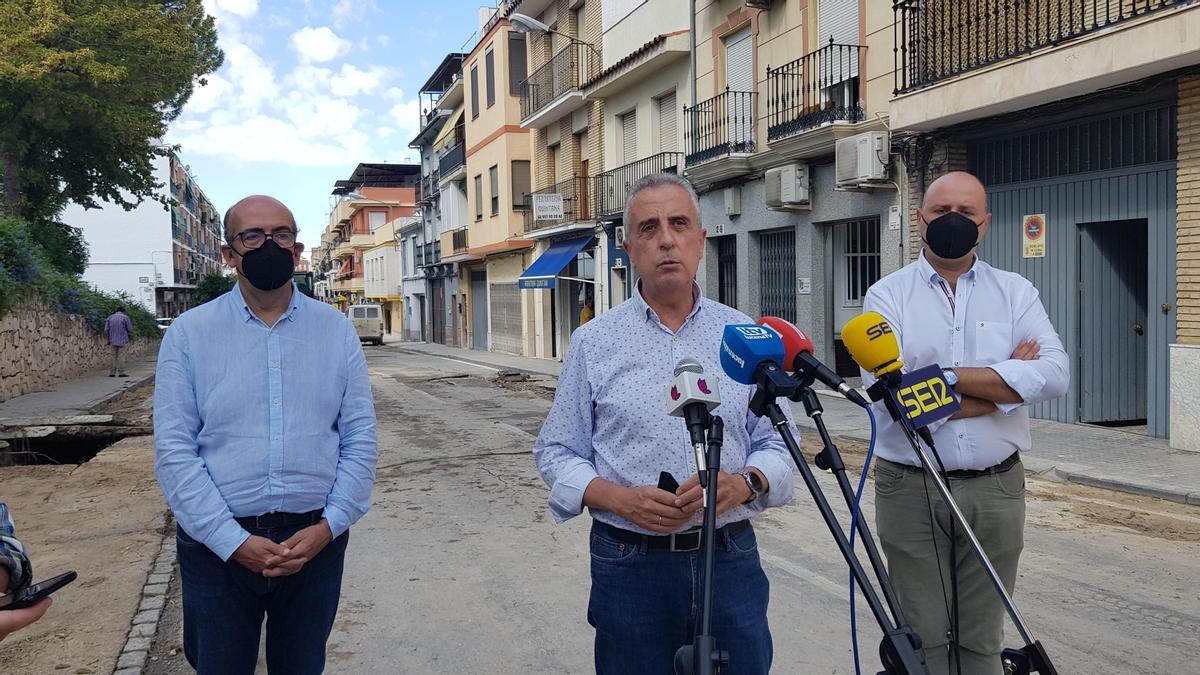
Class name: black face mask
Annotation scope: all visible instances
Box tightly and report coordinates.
[238,240,295,291]
[923,211,981,260]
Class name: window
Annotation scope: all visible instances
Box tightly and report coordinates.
[365,307,379,318]
[621,111,637,164]
[474,174,483,219]
[485,48,495,108]
[368,211,386,232]
[489,165,499,215]
[547,144,559,185]
[508,33,527,96]
[511,160,530,209]
[470,63,480,118]
[657,92,677,153]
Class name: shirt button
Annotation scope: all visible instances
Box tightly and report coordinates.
[958,434,965,439]
[956,326,961,332]
[954,361,960,366]
[272,398,280,404]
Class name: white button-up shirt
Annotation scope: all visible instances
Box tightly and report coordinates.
[532,283,796,534]
[862,251,1070,471]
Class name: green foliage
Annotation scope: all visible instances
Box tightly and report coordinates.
[192,271,235,306]
[0,0,223,221]
[0,218,157,339]
[28,218,88,275]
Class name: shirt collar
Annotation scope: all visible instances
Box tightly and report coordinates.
[918,248,981,284]
[632,279,704,326]
[229,280,303,324]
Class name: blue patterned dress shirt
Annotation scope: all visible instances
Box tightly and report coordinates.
[533,284,796,533]
[154,283,377,561]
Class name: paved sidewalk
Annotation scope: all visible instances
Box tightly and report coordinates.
[392,340,1200,506]
[0,351,157,422]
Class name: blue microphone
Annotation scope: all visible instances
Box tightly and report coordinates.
[720,324,786,384]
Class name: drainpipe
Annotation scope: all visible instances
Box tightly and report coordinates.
[689,0,696,111]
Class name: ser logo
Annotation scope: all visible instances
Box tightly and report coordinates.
[896,375,955,421]
[866,322,893,341]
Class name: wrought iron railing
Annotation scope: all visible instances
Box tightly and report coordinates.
[523,176,593,234]
[438,141,466,176]
[767,41,866,142]
[420,172,440,202]
[520,42,602,121]
[684,89,757,166]
[593,152,684,218]
[451,227,468,254]
[893,0,1186,94]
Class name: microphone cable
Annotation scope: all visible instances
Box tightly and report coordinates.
[846,403,878,675]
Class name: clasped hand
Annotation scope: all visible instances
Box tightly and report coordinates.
[231,520,333,577]
[620,471,752,534]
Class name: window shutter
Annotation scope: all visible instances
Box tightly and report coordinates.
[817,0,860,77]
[621,111,637,164]
[470,64,479,117]
[657,93,677,153]
[474,175,483,218]
[508,33,527,96]
[511,160,530,208]
[724,27,753,92]
[485,49,495,108]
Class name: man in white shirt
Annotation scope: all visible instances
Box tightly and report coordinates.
[862,171,1069,674]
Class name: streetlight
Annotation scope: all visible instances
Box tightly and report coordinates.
[509,13,602,61]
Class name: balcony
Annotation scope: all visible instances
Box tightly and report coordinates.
[593,152,683,219]
[894,0,1188,94]
[523,176,594,236]
[684,89,756,167]
[767,42,865,142]
[438,141,466,183]
[420,172,440,203]
[520,42,601,129]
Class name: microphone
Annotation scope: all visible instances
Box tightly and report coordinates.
[666,358,720,487]
[757,316,869,407]
[840,311,904,377]
[718,324,786,384]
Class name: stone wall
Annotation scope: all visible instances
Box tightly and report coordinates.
[0,302,156,402]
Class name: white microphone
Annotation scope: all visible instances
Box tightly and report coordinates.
[666,358,721,484]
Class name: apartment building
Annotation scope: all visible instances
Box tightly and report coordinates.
[323,163,420,310]
[462,7,536,356]
[61,154,224,318]
[362,214,408,334]
[887,0,1200,447]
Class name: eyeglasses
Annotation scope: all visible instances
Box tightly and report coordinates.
[229,228,297,250]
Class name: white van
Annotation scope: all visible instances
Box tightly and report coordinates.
[348,304,385,345]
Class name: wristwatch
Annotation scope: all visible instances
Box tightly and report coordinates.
[941,368,959,388]
[740,471,765,504]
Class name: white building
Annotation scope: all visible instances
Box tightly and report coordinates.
[60,154,224,317]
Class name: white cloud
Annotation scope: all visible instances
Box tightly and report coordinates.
[211,0,259,19]
[377,35,390,46]
[223,42,278,113]
[330,64,389,97]
[290,26,350,63]
[332,0,378,28]
[387,99,422,143]
[187,74,233,114]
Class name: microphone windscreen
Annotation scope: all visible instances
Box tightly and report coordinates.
[719,324,785,384]
[841,312,903,376]
[757,316,814,372]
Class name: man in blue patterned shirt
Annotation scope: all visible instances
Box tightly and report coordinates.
[1,502,50,641]
[533,173,796,674]
[155,196,377,674]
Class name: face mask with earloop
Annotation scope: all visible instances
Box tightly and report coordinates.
[922,211,981,260]
[235,240,295,291]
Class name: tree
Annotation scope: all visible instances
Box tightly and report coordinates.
[0,0,223,222]
[191,271,234,306]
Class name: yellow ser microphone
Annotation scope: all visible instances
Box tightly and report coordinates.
[841,311,904,378]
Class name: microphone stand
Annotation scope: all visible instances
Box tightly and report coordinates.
[747,364,927,675]
[675,417,729,675]
[792,383,916,660]
[867,373,1059,675]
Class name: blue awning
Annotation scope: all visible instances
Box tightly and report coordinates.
[519,235,595,289]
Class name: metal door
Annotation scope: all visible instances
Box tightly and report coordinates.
[832,218,881,331]
[429,278,446,344]
[759,228,796,323]
[471,271,488,350]
[717,236,738,308]
[1078,219,1148,424]
[489,282,524,355]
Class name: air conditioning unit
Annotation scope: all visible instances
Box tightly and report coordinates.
[765,163,811,211]
[614,224,628,248]
[724,187,742,216]
[836,131,889,188]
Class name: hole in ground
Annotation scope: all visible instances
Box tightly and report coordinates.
[1,429,143,465]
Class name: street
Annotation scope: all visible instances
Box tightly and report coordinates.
[317,343,1200,674]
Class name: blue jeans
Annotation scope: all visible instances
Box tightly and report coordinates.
[587,521,773,675]
[176,519,349,675]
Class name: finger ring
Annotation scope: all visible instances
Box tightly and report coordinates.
[657,515,662,525]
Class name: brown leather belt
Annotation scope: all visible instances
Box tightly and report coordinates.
[891,452,1021,480]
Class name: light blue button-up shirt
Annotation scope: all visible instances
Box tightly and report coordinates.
[863,251,1070,471]
[533,283,796,534]
[154,283,377,561]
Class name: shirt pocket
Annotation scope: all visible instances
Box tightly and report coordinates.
[973,320,1013,365]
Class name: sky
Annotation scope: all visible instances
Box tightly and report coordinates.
[166,0,492,252]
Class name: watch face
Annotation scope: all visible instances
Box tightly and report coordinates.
[747,472,764,491]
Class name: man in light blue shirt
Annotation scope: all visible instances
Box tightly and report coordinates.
[155,195,376,675]
[863,172,1069,674]
[533,174,795,674]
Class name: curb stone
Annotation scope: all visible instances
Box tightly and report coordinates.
[117,528,175,674]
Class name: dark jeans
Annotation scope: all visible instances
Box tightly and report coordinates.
[587,520,773,675]
[176,518,349,675]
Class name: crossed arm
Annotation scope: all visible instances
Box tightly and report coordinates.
[951,339,1040,419]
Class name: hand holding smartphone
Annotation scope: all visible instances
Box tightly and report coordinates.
[0,571,77,611]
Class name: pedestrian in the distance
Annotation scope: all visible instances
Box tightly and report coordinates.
[103,306,133,377]
[154,195,377,675]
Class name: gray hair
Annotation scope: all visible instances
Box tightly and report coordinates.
[622,172,701,230]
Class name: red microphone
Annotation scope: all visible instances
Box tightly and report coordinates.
[757,316,869,408]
